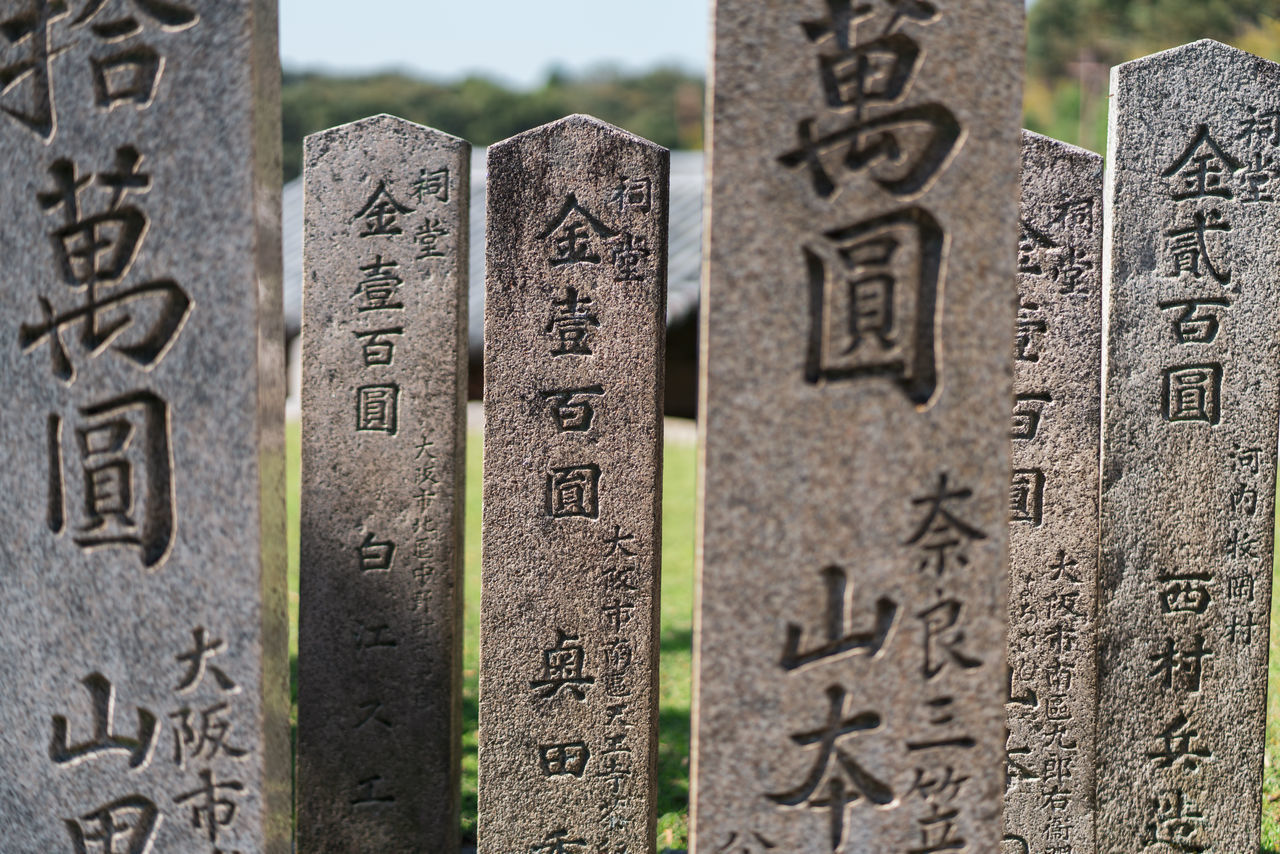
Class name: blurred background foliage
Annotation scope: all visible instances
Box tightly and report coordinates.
[280,1,1280,181]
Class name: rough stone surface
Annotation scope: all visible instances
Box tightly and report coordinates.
[1097,40,1280,853]
[297,115,468,853]
[691,2,1024,852]
[0,2,288,851]
[479,114,667,854]
[1003,131,1103,854]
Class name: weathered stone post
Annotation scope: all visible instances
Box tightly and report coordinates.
[692,1,1025,851]
[297,115,469,852]
[1098,40,1280,853]
[0,2,289,850]
[479,114,668,854]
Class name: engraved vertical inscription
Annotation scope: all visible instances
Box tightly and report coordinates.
[298,116,470,852]
[1099,41,1280,852]
[480,115,667,853]
[693,2,1023,852]
[0,4,286,851]
[1003,132,1103,853]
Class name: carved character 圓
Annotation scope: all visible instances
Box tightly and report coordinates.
[804,207,943,404]
[0,0,198,140]
[356,384,398,434]
[47,390,175,568]
[546,463,601,519]
[20,148,192,385]
[1161,364,1221,425]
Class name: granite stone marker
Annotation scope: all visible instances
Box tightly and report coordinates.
[0,2,288,851]
[691,2,1024,852]
[297,115,469,853]
[1097,40,1280,853]
[479,114,667,854]
[1003,131,1103,854]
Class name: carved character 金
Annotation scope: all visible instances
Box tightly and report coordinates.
[540,386,605,433]
[354,180,414,237]
[538,193,619,266]
[1005,738,1037,796]
[50,672,158,768]
[781,565,896,671]
[1162,364,1222,425]
[805,207,943,404]
[64,795,159,854]
[1017,219,1057,276]
[546,463,601,519]
[530,630,595,700]
[905,473,988,578]
[21,148,192,384]
[768,685,893,853]
[539,741,590,778]
[1162,125,1242,201]
[174,769,244,842]
[47,391,175,568]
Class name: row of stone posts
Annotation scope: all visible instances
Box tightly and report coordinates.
[1,1,1279,853]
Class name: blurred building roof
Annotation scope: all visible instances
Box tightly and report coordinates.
[282,148,705,354]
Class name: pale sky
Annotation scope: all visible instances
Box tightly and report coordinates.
[280,0,712,87]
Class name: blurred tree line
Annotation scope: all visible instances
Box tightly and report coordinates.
[281,66,704,180]
[1025,0,1280,152]
[280,1,1280,181]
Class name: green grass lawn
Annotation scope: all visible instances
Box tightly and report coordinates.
[288,419,1280,851]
